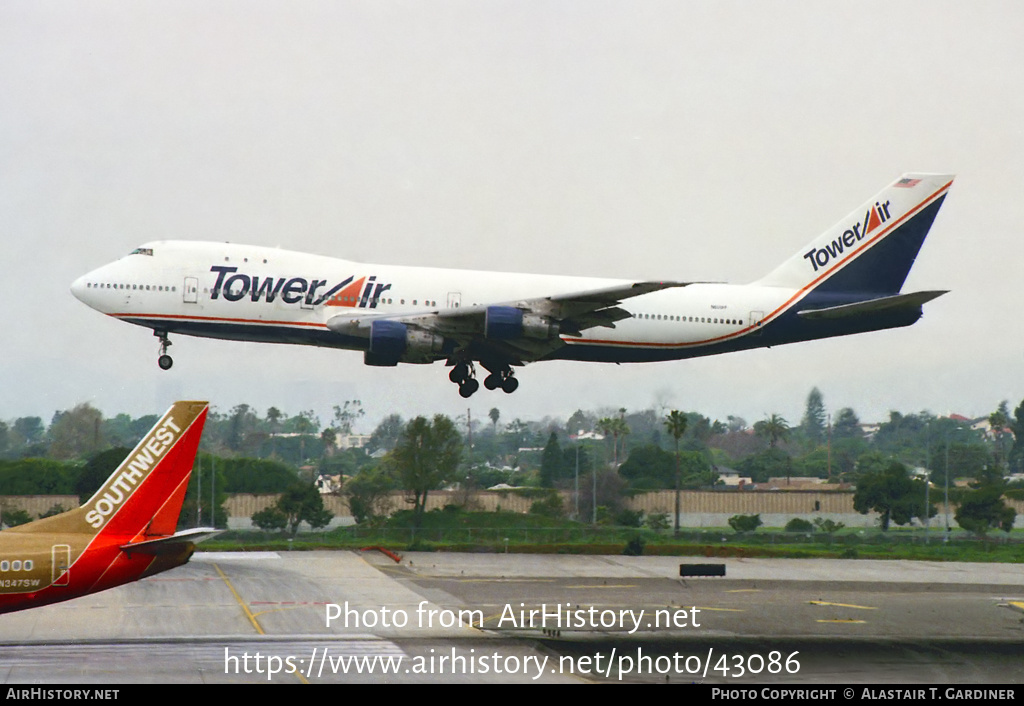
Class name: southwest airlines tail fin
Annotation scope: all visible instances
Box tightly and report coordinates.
[755,173,954,296]
[9,400,209,540]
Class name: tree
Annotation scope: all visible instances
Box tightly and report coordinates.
[738,446,792,484]
[925,441,995,487]
[344,464,398,524]
[754,414,790,449]
[332,400,365,435]
[277,483,333,536]
[488,408,501,434]
[853,460,935,531]
[832,407,863,440]
[578,468,628,523]
[12,417,44,449]
[596,416,630,466]
[664,410,688,535]
[955,485,1016,537]
[49,403,105,460]
[251,505,288,532]
[529,490,564,519]
[566,409,592,436]
[218,457,298,493]
[368,414,404,454]
[0,506,32,528]
[227,404,260,454]
[1009,399,1024,474]
[539,432,565,487]
[76,447,130,502]
[618,445,676,487]
[392,415,462,528]
[989,400,1011,472]
[801,388,826,448]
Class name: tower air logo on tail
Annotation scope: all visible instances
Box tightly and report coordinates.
[803,200,892,273]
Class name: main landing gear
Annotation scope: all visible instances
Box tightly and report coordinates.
[483,366,519,394]
[154,330,173,370]
[449,361,479,398]
[448,361,518,397]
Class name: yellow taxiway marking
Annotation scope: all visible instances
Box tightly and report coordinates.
[809,600,877,610]
[1008,602,1024,614]
[213,563,311,683]
[214,563,265,635]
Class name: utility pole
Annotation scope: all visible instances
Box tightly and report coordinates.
[574,444,580,521]
[924,421,930,543]
[944,432,950,541]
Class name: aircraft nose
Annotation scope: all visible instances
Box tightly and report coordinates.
[70,273,89,303]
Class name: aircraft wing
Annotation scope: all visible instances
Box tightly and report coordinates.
[119,527,222,557]
[326,280,689,363]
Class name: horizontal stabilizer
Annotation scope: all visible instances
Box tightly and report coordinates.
[120,527,221,556]
[797,290,948,320]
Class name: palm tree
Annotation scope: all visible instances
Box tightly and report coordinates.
[754,414,790,449]
[596,417,617,466]
[664,410,688,536]
[989,401,1010,472]
[612,416,630,465]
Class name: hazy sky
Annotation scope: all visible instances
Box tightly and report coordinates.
[2,1,1023,433]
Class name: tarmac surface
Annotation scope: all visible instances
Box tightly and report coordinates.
[0,551,1021,684]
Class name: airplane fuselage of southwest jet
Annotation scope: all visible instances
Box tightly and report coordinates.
[0,401,215,614]
[72,174,953,397]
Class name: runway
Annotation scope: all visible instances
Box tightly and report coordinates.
[0,551,1021,683]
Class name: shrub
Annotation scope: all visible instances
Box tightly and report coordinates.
[785,518,814,533]
[728,514,762,534]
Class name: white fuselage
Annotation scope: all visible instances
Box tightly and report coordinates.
[68,174,952,394]
[71,240,793,363]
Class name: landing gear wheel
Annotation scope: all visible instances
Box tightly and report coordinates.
[500,375,519,394]
[483,373,502,390]
[449,360,478,396]
[449,362,469,383]
[158,354,174,370]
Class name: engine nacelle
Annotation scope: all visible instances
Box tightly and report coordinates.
[484,306,558,340]
[364,320,444,366]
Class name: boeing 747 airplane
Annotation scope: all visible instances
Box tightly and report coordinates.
[71,174,953,397]
[0,401,215,614]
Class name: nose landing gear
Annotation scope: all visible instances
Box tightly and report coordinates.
[155,330,173,370]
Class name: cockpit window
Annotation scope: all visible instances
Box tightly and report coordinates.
[130,248,154,256]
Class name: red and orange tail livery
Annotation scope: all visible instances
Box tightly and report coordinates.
[0,401,215,614]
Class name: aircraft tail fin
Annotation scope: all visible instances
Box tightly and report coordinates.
[754,173,954,296]
[9,401,209,539]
